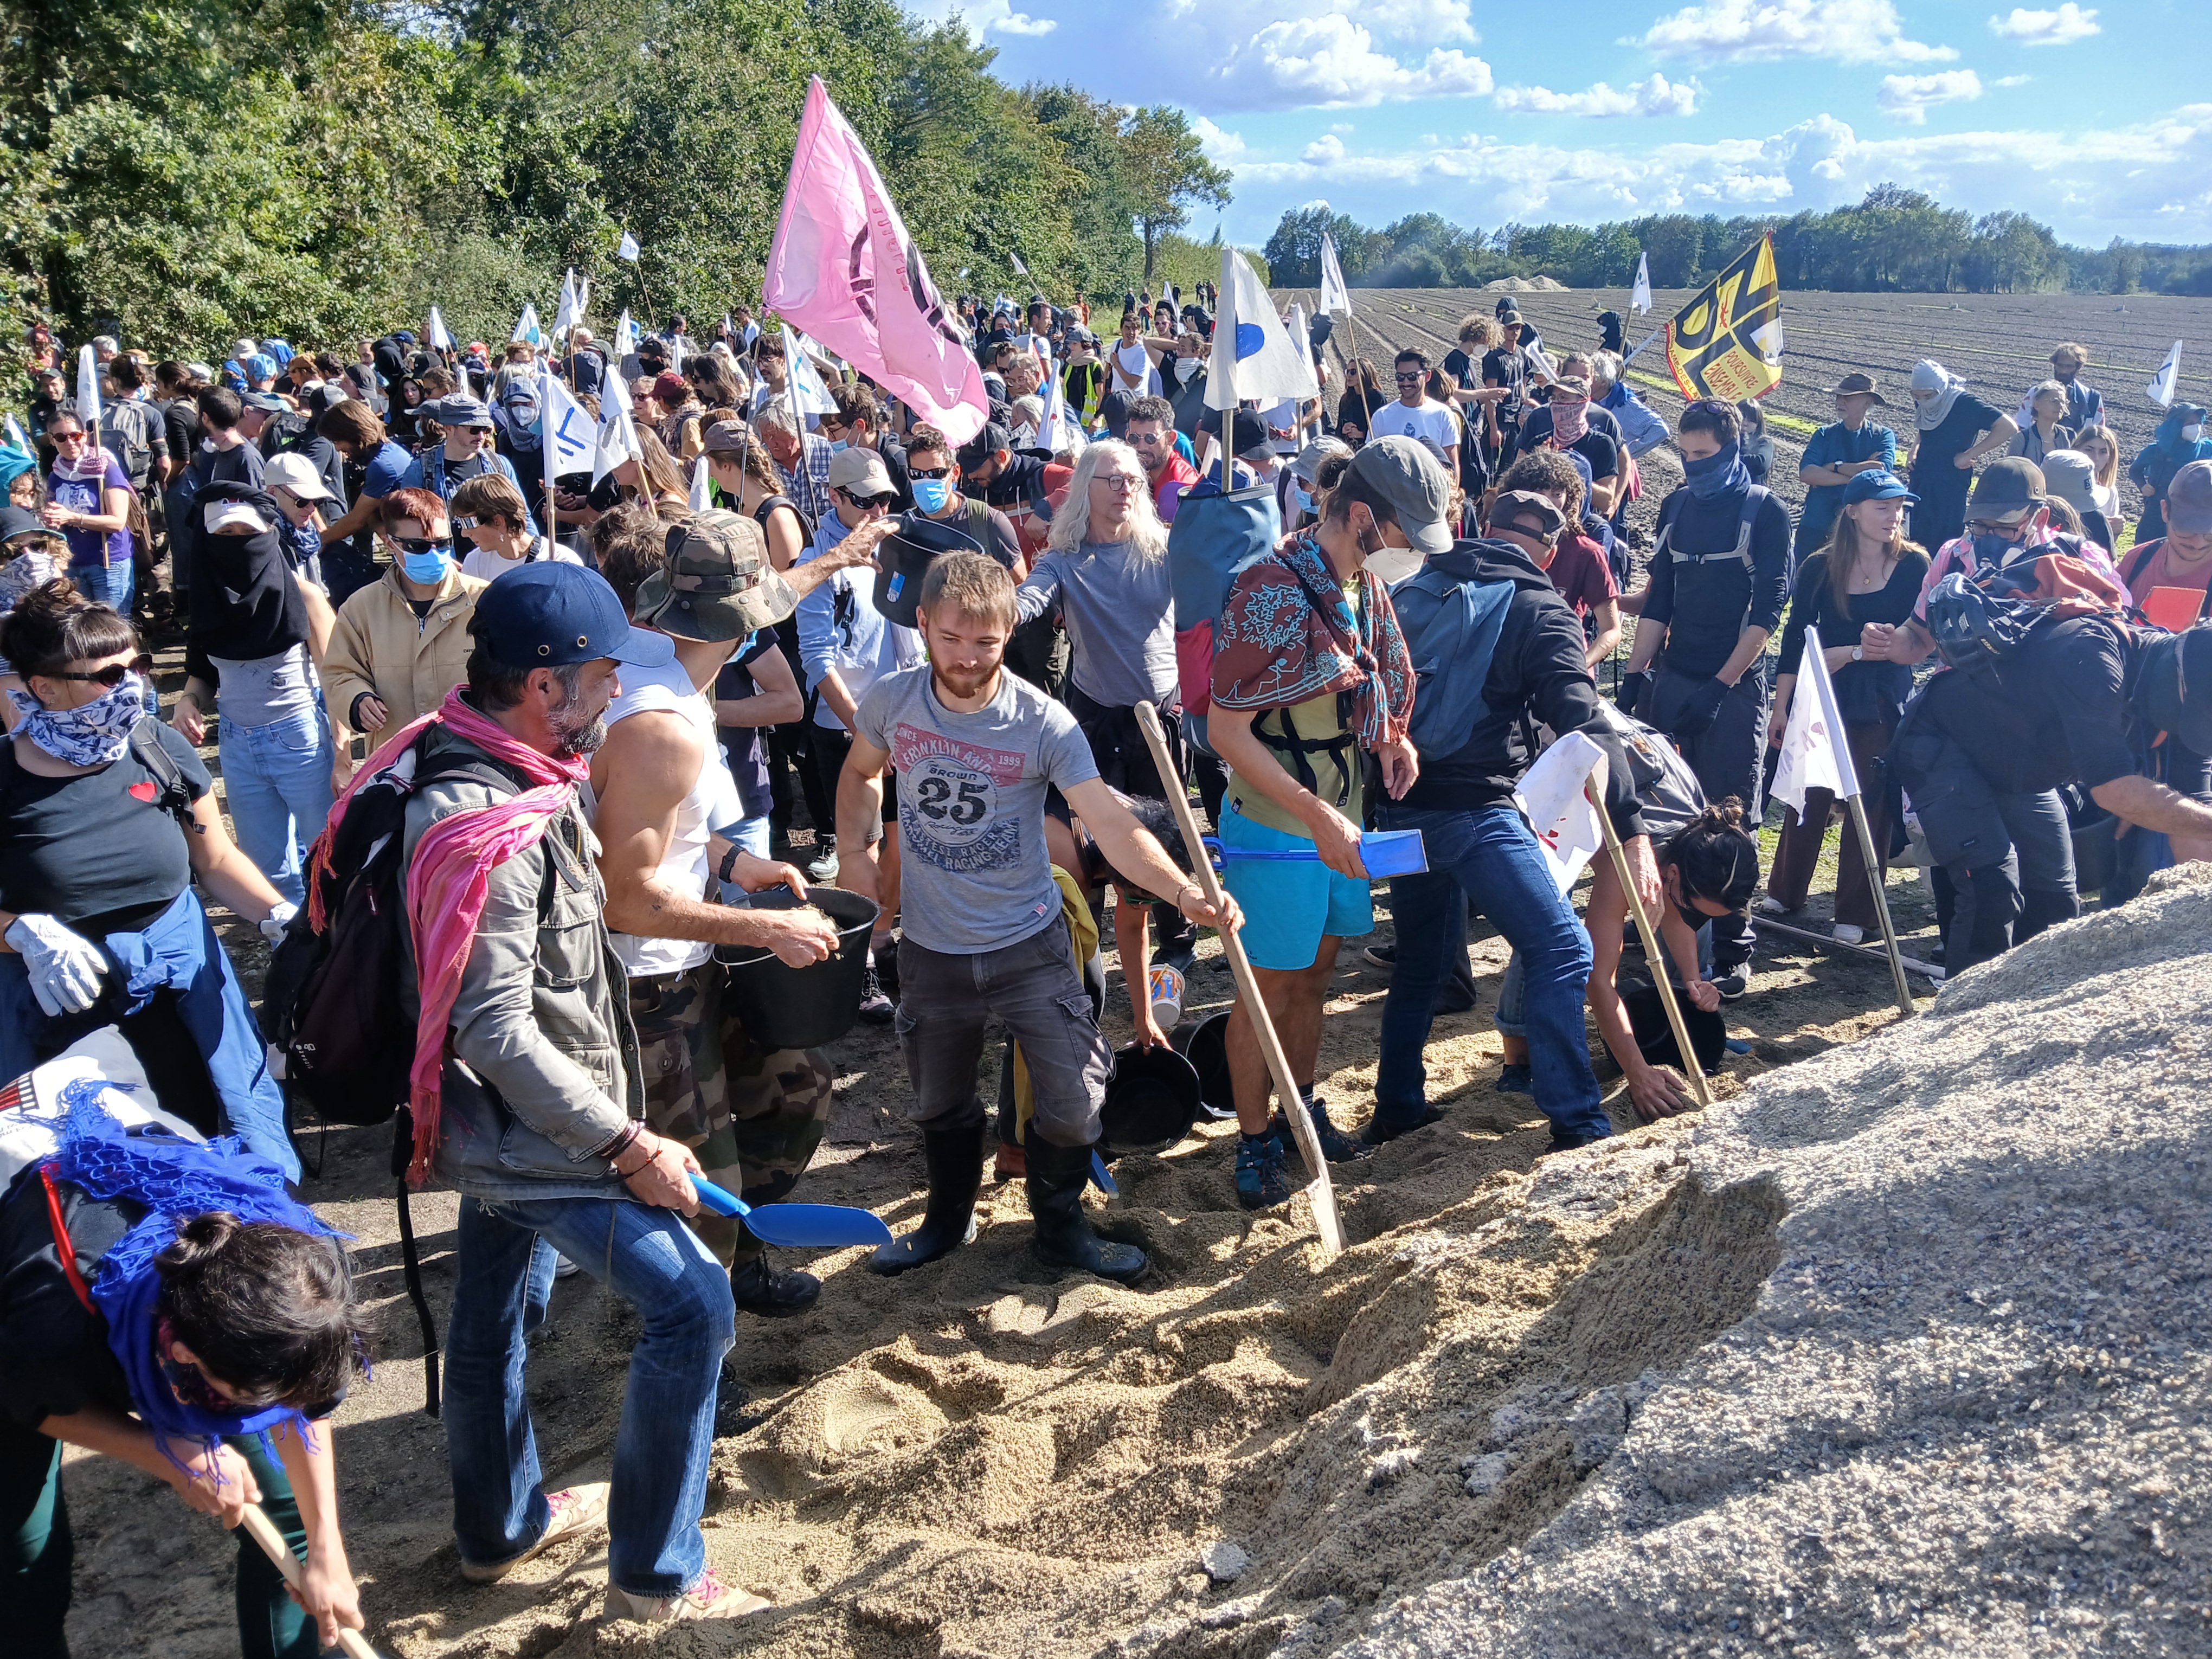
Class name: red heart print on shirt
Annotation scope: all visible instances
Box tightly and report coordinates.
[128,781,157,803]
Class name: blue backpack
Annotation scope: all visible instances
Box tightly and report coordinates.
[1168,483,1282,758]
[1388,564,1515,761]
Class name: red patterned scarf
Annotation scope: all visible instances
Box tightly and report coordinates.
[1210,533,1413,748]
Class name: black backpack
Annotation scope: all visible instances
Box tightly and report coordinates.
[260,738,537,1416]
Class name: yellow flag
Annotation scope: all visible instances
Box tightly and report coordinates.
[1664,233,1783,403]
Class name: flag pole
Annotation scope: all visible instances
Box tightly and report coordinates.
[1586,777,1711,1108]
[1847,792,1917,1017]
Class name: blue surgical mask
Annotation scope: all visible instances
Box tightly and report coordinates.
[1294,484,1315,516]
[912,477,951,514]
[402,544,453,583]
[828,439,850,454]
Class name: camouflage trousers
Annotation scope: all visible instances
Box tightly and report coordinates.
[629,960,835,1269]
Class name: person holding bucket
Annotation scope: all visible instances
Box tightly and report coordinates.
[590,508,892,1319]
[837,552,1238,1284]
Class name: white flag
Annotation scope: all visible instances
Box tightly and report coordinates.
[1208,247,1318,410]
[4,414,27,451]
[539,365,596,491]
[427,306,454,351]
[1317,232,1353,317]
[1771,627,1858,818]
[783,325,839,417]
[2147,339,2183,409]
[602,355,633,416]
[1631,252,1652,316]
[614,308,639,363]
[616,230,640,262]
[1009,251,1028,278]
[512,303,542,347]
[553,269,582,336]
[1515,732,1607,897]
[1036,365,1076,454]
[689,453,713,513]
[592,393,642,488]
[75,345,101,439]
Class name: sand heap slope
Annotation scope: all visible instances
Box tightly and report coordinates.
[1348,864,2212,1659]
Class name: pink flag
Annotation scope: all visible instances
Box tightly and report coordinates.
[764,77,987,443]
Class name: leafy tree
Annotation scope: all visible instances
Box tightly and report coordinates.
[1121,106,1231,281]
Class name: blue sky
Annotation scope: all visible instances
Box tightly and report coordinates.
[911,0,2212,248]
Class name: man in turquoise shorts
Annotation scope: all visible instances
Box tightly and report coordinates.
[1206,436,1428,1207]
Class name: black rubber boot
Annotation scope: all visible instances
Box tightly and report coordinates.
[730,1252,820,1317]
[1026,1139,1147,1285]
[870,1123,986,1276]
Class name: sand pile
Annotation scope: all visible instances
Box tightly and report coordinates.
[1480,276,1567,292]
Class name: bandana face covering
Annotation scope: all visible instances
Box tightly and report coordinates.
[7,671,146,767]
[1681,440,1751,501]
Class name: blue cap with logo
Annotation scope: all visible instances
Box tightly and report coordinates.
[1842,468,1919,506]
[468,561,674,669]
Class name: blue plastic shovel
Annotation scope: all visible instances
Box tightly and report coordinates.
[691,1176,893,1249]
[1201,828,1428,878]
[1090,1150,1118,1197]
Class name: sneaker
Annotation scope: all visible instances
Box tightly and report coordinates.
[1361,943,1395,971]
[1360,1104,1444,1147]
[1832,923,1864,946]
[460,1482,610,1583]
[1707,969,1749,1001]
[1269,1095,1374,1164]
[1753,897,1793,917]
[1494,1063,1531,1095]
[871,934,901,997]
[856,956,895,1025]
[551,1251,582,1279]
[604,1566,772,1625]
[1234,1132,1295,1210]
[806,837,839,882]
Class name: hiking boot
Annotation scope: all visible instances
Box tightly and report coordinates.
[871,1124,985,1275]
[1028,1138,1147,1283]
[460,1482,609,1584]
[806,837,839,882]
[1269,1095,1373,1164]
[856,955,894,1025]
[993,1138,1027,1181]
[730,1253,820,1317]
[1495,1063,1531,1095]
[1235,1131,1295,1210]
[1361,1105,1444,1147]
[604,1567,771,1625]
[1707,969,1749,1001]
[871,934,901,997]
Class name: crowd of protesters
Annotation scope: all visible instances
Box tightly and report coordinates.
[3,288,2209,1650]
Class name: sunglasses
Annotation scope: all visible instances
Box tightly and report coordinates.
[54,663,134,687]
[449,515,482,530]
[836,488,893,510]
[1394,372,1424,384]
[50,430,86,445]
[390,536,453,556]
[910,465,953,480]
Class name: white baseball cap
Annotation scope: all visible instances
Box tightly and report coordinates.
[204,500,272,535]
[265,452,337,501]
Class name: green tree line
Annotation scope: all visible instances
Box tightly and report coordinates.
[0,0,1231,353]
[1264,185,2212,297]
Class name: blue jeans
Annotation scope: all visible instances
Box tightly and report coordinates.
[68,559,132,616]
[443,1193,734,1598]
[1375,803,1609,1148]
[219,709,335,906]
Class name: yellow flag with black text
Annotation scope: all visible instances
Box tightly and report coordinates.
[1664,234,1783,402]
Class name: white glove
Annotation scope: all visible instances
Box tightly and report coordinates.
[6,913,108,1017]
[259,900,299,946]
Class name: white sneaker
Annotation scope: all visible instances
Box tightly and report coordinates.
[604,1566,773,1625]
[460,1482,609,1583]
[1832,923,1864,946]
[1754,897,1791,917]
[552,1251,581,1279]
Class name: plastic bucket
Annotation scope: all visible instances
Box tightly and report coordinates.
[1100,1043,1202,1153]
[2070,809,2118,895]
[1172,1011,1236,1117]
[873,512,984,628]
[716,887,880,1050]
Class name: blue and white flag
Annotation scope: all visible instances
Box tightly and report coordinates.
[614,308,639,364]
[512,303,543,347]
[1631,252,1652,316]
[593,388,641,488]
[616,230,640,262]
[539,365,596,493]
[427,306,454,351]
[2148,339,2184,409]
[1207,248,1317,409]
[553,270,582,336]
[784,325,839,418]
[5,414,27,451]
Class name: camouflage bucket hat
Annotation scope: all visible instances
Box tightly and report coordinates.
[633,509,799,642]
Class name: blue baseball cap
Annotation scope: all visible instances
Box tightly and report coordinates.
[1843,468,1918,506]
[469,561,674,670]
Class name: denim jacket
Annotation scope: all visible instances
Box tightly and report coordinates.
[401,729,642,1201]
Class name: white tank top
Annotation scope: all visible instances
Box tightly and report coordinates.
[605,659,724,977]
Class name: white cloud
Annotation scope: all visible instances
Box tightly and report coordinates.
[941,0,1058,34]
[1493,73,1703,118]
[1303,133,1347,163]
[1329,122,1356,134]
[1358,0,1477,43]
[1988,4,2099,46]
[1992,74,2032,87]
[1633,0,1956,66]
[1193,116,1247,164]
[1213,15,1493,109]
[1879,69,1984,123]
[993,10,1057,33]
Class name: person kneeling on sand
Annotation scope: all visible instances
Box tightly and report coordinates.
[389,562,760,1625]
[838,552,1239,1284]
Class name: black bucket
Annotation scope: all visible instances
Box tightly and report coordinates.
[1101,1043,1202,1153]
[2070,809,2118,895]
[1621,975,1727,1073]
[716,887,880,1050]
[1172,1011,1235,1117]
[873,512,985,628]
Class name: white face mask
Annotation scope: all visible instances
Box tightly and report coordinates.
[2185,424,2205,442]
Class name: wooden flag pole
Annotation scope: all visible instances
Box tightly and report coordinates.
[1586,776,1711,1108]
[1341,307,1377,436]
[239,1503,383,1659]
[1846,791,1918,1017]
[1135,702,1345,1258]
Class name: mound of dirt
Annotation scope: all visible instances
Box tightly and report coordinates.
[1348,863,2212,1658]
[1480,276,1566,292]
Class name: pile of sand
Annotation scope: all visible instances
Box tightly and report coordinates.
[1480,276,1567,293]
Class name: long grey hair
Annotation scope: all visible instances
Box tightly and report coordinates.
[1046,438,1168,563]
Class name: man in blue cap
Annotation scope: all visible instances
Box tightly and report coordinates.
[397,561,774,1627]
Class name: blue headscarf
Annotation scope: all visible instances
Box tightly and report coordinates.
[44,1081,343,1462]
[1682,438,1751,501]
[0,441,36,491]
[2154,403,2212,461]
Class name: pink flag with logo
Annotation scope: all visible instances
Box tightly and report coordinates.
[765,77,987,443]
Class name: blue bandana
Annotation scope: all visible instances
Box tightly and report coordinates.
[6,673,146,767]
[1682,440,1751,502]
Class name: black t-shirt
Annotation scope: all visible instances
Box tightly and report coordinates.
[0,1173,138,1426]
[1924,616,2164,795]
[159,400,198,481]
[1639,487,1794,679]
[713,632,783,820]
[1481,347,1529,419]
[0,723,213,935]
[1442,348,1476,388]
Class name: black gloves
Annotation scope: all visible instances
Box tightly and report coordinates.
[1666,675,1732,740]
[1617,669,1653,718]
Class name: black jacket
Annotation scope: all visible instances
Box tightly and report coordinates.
[1396,537,1645,839]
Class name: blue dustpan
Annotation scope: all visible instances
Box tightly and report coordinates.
[1203,829,1427,879]
[692,1176,894,1249]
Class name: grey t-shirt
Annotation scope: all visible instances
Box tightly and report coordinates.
[854,663,1099,953]
[207,642,319,729]
[1014,541,1177,708]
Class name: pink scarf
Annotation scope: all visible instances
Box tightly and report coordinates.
[1549,397,1590,446]
[52,442,114,483]
[306,687,589,1184]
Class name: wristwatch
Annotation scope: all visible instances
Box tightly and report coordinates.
[718,843,742,885]
[1850,645,1864,662]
